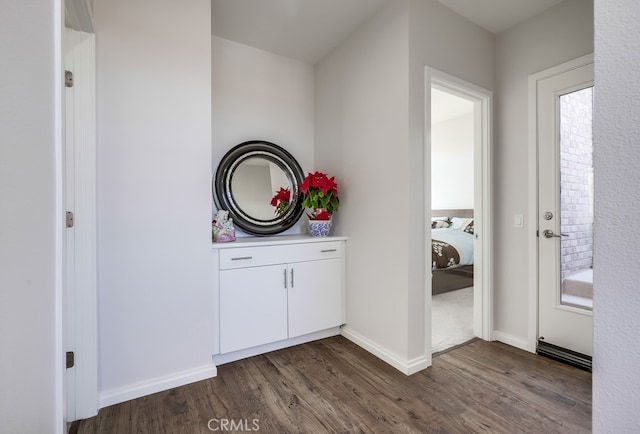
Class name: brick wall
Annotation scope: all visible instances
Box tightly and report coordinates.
[560,87,594,278]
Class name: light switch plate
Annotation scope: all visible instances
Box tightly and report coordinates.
[514,214,524,228]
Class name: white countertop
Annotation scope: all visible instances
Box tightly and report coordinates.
[212,234,347,249]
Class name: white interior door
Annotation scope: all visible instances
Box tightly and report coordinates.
[64,28,98,421]
[64,30,77,422]
[537,59,594,357]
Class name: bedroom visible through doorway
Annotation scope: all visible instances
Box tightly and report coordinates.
[430,87,475,353]
[425,67,492,361]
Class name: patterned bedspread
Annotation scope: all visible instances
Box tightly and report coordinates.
[432,240,461,269]
[431,228,474,269]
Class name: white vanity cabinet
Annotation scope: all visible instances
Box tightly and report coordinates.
[212,236,346,360]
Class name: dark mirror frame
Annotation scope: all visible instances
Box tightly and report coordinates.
[213,140,305,236]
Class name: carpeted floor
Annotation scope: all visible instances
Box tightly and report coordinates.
[432,286,474,353]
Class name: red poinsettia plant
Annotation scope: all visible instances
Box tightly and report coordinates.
[270,187,291,217]
[299,171,339,220]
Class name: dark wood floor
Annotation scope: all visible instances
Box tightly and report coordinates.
[75,337,591,433]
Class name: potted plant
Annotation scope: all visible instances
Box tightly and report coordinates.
[299,171,339,236]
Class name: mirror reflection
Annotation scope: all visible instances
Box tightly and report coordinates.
[213,140,305,236]
[232,157,291,220]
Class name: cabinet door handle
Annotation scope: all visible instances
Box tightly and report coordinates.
[231,256,252,261]
[290,268,294,288]
[321,249,337,253]
[283,268,287,289]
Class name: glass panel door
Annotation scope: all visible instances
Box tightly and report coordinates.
[537,57,593,358]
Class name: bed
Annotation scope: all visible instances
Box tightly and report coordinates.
[431,209,474,295]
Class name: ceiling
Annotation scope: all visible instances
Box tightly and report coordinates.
[436,0,566,34]
[211,0,389,64]
[212,0,566,64]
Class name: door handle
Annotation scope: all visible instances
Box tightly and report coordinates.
[543,229,568,238]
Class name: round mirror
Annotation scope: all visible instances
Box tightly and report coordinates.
[213,141,305,236]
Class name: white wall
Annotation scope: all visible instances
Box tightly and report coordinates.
[407,0,494,361]
[212,36,315,235]
[94,0,215,406]
[315,0,411,367]
[315,0,494,370]
[494,0,593,347]
[0,0,63,432]
[431,113,474,209]
[593,0,640,430]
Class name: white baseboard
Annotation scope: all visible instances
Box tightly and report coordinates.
[340,327,429,375]
[493,330,533,353]
[99,363,217,409]
[214,328,340,366]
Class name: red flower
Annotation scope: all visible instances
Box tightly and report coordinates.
[271,187,290,204]
[270,187,291,216]
[301,171,338,195]
[299,171,339,219]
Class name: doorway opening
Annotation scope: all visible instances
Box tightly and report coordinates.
[430,87,475,353]
[425,68,493,359]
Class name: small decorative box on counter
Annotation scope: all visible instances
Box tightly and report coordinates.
[212,210,236,243]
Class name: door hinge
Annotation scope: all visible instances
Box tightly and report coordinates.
[66,351,75,369]
[65,70,74,88]
[66,211,74,228]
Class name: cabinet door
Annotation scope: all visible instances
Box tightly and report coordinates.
[288,258,343,338]
[220,265,288,353]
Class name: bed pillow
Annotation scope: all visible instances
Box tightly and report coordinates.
[431,217,450,229]
[450,217,473,232]
[463,219,474,234]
